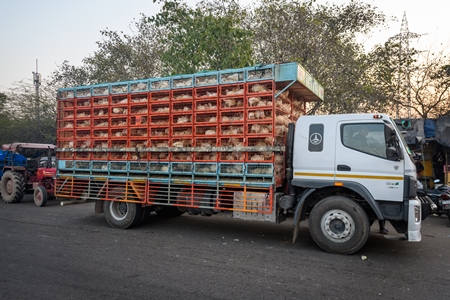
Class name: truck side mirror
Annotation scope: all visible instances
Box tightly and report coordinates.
[386,147,400,161]
[385,123,403,160]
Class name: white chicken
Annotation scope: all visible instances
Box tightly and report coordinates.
[248,97,261,107]
[250,84,269,93]
[223,98,236,108]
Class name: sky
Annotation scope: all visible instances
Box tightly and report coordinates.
[1,0,449,92]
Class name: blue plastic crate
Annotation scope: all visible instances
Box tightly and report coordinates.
[74,161,90,170]
[149,162,170,174]
[246,65,274,81]
[74,86,92,98]
[193,163,217,176]
[58,160,74,170]
[129,162,148,173]
[218,163,244,176]
[219,68,245,84]
[109,161,128,172]
[92,84,110,96]
[58,88,75,99]
[91,161,109,172]
[149,77,171,91]
[195,71,218,87]
[245,163,273,177]
[129,79,150,93]
[110,82,129,94]
[171,75,194,89]
[170,162,193,175]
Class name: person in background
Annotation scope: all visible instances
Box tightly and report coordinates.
[433,148,445,184]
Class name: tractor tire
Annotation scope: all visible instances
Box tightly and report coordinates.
[309,196,370,255]
[34,186,48,207]
[0,171,26,204]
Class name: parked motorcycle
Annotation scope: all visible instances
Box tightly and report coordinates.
[434,181,450,222]
[421,180,450,218]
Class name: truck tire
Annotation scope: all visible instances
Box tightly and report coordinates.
[103,201,143,229]
[309,196,370,255]
[0,171,26,204]
[34,186,48,207]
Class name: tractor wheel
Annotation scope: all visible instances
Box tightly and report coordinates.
[34,186,48,207]
[0,171,26,203]
[309,196,370,255]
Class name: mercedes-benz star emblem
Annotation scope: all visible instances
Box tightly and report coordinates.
[310,133,322,145]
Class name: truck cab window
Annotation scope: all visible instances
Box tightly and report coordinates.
[342,123,387,158]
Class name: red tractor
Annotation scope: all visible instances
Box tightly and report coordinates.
[0,143,56,206]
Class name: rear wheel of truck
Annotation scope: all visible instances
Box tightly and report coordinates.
[0,171,26,203]
[103,201,143,229]
[309,196,370,255]
[33,186,48,207]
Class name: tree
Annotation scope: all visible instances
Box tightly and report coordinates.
[409,49,450,118]
[0,82,56,145]
[249,0,390,114]
[149,0,254,75]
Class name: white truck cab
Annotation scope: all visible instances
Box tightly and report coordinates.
[288,113,422,254]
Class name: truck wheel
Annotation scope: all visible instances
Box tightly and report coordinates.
[34,186,48,207]
[103,200,143,229]
[0,171,26,203]
[309,196,370,255]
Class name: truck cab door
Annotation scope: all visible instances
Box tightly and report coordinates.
[335,121,405,202]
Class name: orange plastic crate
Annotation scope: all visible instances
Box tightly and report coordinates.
[149,91,170,102]
[172,88,193,101]
[219,84,245,97]
[246,81,274,95]
[194,86,218,99]
[195,99,218,111]
[219,96,244,110]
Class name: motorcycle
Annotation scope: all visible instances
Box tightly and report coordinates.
[434,181,450,222]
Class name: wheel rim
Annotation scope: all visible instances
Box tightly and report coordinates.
[35,190,43,204]
[6,179,13,195]
[320,209,355,243]
[109,202,128,221]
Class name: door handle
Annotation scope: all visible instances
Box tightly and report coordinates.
[337,165,351,171]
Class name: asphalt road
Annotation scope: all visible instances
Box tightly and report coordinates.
[1,195,449,300]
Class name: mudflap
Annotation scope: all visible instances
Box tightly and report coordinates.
[292,189,315,244]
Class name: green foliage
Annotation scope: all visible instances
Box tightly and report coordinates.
[250,0,389,114]
[0,83,56,145]
[148,0,254,75]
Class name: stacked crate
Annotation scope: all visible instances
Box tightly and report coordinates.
[56,64,306,188]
